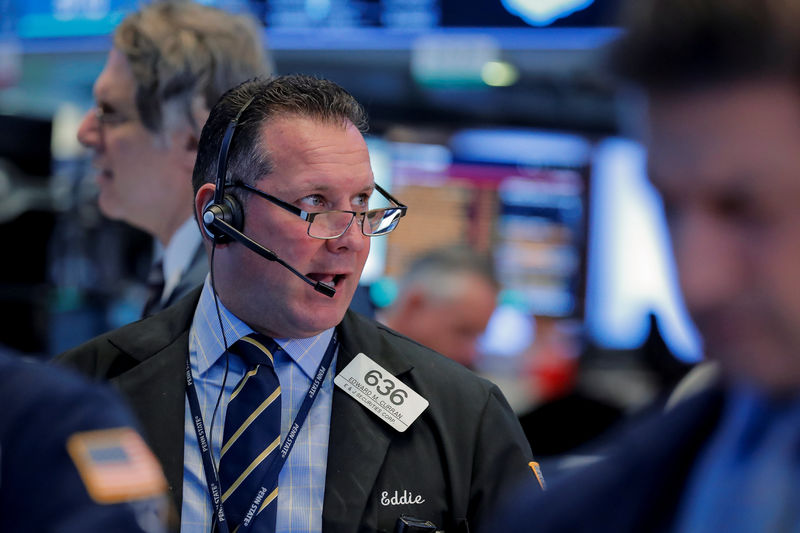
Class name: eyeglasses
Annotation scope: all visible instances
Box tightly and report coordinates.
[93,106,134,127]
[230,180,407,239]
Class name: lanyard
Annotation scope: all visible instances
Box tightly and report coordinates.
[186,331,338,532]
[185,356,230,533]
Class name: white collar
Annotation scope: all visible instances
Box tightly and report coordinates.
[159,217,203,303]
[192,278,335,379]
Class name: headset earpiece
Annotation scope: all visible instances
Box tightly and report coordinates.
[204,94,256,244]
[202,194,244,244]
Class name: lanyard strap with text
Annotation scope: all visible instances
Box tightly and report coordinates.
[185,354,230,533]
[186,331,338,532]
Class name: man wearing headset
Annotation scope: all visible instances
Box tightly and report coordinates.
[59,75,539,533]
[76,1,269,318]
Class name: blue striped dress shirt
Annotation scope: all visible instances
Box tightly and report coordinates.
[181,279,334,533]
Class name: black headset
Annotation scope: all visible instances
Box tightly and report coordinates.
[201,95,256,244]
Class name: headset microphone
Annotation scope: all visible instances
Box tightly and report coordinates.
[203,208,336,297]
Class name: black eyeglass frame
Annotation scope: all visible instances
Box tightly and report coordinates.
[230,180,407,239]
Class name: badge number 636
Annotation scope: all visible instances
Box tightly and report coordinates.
[363,369,408,405]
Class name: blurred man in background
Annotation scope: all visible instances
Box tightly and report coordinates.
[76,0,269,317]
[486,0,800,530]
[378,245,499,370]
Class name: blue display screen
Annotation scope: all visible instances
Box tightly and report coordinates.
[10,0,137,38]
[8,0,621,39]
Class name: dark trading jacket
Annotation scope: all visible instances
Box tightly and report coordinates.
[1,351,167,533]
[486,386,726,533]
[57,287,538,533]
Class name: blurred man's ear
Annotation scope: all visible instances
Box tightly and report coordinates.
[398,289,430,320]
[177,128,200,174]
[185,133,199,152]
[406,290,427,309]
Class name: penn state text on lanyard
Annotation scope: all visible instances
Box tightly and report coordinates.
[186,331,338,533]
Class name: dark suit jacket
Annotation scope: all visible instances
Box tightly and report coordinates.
[57,287,536,533]
[486,387,726,533]
[1,351,168,533]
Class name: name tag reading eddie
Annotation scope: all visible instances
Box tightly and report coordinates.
[335,353,428,432]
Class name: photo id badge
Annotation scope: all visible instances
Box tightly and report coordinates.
[335,353,429,432]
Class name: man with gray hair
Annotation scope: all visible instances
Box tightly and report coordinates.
[77,0,269,317]
[378,245,499,370]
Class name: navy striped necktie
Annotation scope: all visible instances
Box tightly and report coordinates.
[219,333,282,532]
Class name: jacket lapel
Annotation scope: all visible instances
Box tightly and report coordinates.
[322,311,414,533]
[110,332,189,510]
[628,387,725,532]
[105,288,201,512]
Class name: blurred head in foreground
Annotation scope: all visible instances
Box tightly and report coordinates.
[613,0,800,396]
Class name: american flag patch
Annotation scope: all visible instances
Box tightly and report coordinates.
[529,461,547,491]
[66,427,167,504]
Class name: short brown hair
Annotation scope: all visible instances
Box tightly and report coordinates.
[610,0,800,92]
[114,0,269,134]
[192,74,369,197]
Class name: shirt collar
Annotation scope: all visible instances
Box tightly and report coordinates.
[192,278,334,378]
[161,217,204,300]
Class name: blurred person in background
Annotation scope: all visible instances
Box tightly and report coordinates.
[76,0,269,318]
[485,0,800,531]
[377,245,499,370]
[1,348,170,532]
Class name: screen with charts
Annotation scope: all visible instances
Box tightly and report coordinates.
[369,128,591,320]
[368,130,702,365]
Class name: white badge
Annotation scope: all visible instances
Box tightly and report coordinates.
[335,353,429,432]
